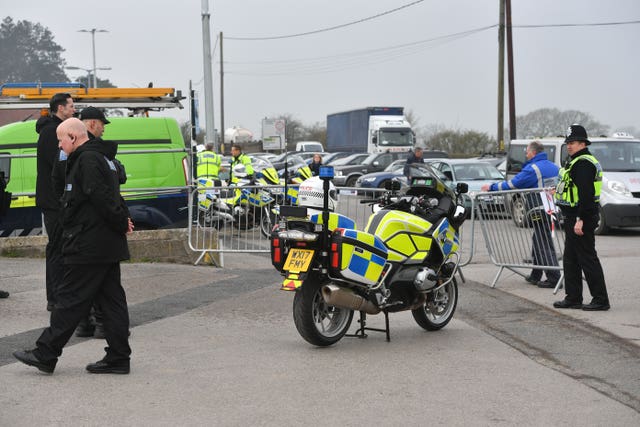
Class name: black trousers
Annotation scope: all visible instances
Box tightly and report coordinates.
[530,213,560,282]
[42,209,64,305]
[562,216,609,304]
[35,262,131,364]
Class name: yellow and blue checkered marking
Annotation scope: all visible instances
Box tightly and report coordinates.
[432,218,459,256]
[336,229,387,286]
[310,213,356,231]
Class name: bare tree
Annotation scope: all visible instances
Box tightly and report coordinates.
[513,108,609,139]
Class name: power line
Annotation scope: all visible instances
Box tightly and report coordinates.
[225,0,425,41]
[225,25,495,76]
[513,19,640,29]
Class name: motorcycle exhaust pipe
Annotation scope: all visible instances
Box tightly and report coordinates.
[321,284,380,315]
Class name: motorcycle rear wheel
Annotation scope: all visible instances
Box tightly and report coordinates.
[293,278,353,347]
[412,278,458,331]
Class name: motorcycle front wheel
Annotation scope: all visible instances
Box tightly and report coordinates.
[293,277,354,347]
[260,206,273,238]
[412,278,458,331]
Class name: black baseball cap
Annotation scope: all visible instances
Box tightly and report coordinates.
[79,106,110,124]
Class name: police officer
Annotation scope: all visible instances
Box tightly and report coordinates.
[13,118,133,374]
[229,144,254,184]
[553,124,610,311]
[197,142,222,184]
[482,140,560,288]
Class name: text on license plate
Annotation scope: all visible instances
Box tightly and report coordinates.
[284,249,314,272]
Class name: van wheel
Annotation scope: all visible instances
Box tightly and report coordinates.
[595,205,609,235]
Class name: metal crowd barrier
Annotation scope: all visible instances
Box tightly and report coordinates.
[471,188,565,293]
[187,185,387,266]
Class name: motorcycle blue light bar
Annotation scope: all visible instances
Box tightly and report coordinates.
[319,166,334,179]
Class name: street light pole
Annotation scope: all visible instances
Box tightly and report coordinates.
[78,28,108,88]
[65,66,112,88]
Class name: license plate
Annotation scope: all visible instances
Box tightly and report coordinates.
[283,249,314,273]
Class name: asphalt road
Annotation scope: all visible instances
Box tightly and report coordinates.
[1,247,639,425]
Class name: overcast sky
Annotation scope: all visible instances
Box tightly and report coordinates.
[4,0,639,140]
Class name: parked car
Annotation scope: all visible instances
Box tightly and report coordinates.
[323,151,354,165]
[269,153,309,178]
[425,158,505,214]
[355,159,406,189]
[333,151,410,187]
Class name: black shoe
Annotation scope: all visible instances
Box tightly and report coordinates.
[0,290,9,298]
[553,299,583,309]
[86,360,130,374]
[537,280,557,289]
[524,276,540,285]
[582,302,610,311]
[13,349,56,373]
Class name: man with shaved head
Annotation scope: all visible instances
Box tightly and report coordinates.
[14,118,134,375]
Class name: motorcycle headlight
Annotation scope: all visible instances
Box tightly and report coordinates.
[607,180,632,197]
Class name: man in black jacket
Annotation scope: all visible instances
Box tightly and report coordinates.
[36,93,76,311]
[14,118,134,374]
[404,147,424,179]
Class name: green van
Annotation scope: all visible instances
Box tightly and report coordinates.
[0,116,190,236]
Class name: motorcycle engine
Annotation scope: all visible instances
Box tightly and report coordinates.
[413,268,438,291]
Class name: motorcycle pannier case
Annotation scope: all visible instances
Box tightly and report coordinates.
[329,228,388,286]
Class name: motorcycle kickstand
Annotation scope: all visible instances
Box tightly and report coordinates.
[346,310,391,342]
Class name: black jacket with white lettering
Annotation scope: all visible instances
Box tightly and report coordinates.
[60,139,130,264]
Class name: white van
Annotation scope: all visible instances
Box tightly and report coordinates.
[295,141,323,152]
[506,132,640,234]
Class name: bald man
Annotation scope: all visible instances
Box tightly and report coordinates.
[14,118,134,375]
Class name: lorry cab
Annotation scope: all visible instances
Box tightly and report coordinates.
[506,133,640,234]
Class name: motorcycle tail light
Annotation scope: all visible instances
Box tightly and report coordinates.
[331,242,339,268]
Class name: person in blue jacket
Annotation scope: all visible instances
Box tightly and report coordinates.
[482,140,560,288]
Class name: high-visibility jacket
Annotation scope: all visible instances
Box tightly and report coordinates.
[555,153,602,208]
[230,153,254,184]
[196,151,221,179]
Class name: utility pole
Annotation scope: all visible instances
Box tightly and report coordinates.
[201,0,217,152]
[219,31,225,154]
[506,0,517,140]
[497,0,505,151]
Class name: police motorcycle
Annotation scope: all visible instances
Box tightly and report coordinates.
[270,165,469,346]
[198,157,278,237]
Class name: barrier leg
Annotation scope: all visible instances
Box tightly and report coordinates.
[490,266,506,288]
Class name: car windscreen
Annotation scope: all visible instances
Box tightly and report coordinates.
[590,141,640,172]
[508,145,557,173]
[453,163,504,180]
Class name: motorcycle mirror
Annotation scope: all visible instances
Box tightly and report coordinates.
[384,180,401,191]
[456,182,469,194]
